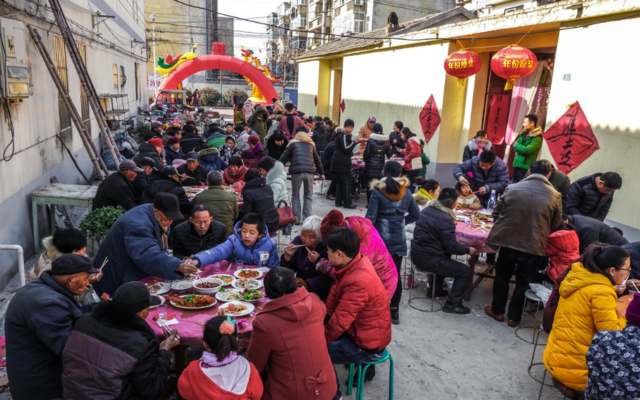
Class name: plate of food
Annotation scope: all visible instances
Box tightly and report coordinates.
[455,215,469,222]
[216,301,254,317]
[231,278,264,290]
[215,288,241,302]
[483,224,494,230]
[150,295,165,308]
[146,281,171,295]
[183,273,200,281]
[168,294,217,310]
[460,210,474,215]
[234,269,263,279]
[476,213,492,222]
[209,274,236,286]
[237,289,266,302]
[171,281,193,293]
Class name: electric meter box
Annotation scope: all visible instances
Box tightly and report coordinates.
[0,18,30,99]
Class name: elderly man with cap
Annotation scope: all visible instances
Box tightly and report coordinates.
[180,124,205,154]
[62,281,180,399]
[141,166,193,216]
[135,137,165,170]
[93,160,141,211]
[146,121,163,141]
[132,157,160,203]
[177,151,209,186]
[165,136,185,166]
[93,193,199,297]
[5,254,102,400]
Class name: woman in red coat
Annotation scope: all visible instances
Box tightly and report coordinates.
[400,127,422,191]
[247,268,338,400]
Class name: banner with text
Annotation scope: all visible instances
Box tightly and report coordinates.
[486,94,510,144]
[419,94,441,142]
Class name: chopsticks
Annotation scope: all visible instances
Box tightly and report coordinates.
[99,257,109,272]
[631,281,639,292]
[195,321,205,326]
[157,319,181,340]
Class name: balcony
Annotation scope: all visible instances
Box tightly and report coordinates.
[291,14,308,29]
[290,36,307,51]
[277,23,290,36]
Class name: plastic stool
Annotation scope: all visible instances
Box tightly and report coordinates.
[515,289,543,344]
[346,349,394,400]
[408,261,442,312]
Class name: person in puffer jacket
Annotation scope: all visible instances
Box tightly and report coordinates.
[545,226,581,284]
[259,157,288,206]
[198,146,228,173]
[363,123,392,204]
[563,172,622,222]
[62,282,179,400]
[453,150,509,207]
[399,127,422,191]
[311,122,330,152]
[192,215,279,269]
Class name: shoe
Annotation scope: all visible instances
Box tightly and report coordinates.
[344,203,358,209]
[335,202,344,207]
[326,194,336,200]
[443,303,470,314]
[348,365,375,386]
[391,308,399,325]
[553,378,579,399]
[351,193,360,200]
[484,305,505,322]
[426,288,449,298]
[507,319,519,328]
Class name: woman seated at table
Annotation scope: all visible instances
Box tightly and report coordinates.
[543,244,629,399]
[413,179,440,204]
[239,168,280,235]
[223,156,247,186]
[247,267,338,400]
[281,216,334,301]
[178,316,263,400]
[191,213,279,269]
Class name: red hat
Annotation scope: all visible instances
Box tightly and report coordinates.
[320,209,347,239]
[148,138,163,148]
[247,135,260,145]
[167,136,180,145]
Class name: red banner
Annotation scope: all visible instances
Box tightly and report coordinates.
[542,101,599,174]
[486,94,510,145]
[339,99,346,112]
[419,94,441,142]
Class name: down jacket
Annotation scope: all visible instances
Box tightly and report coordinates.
[543,262,626,391]
[325,253,392,351]
[564,173,615,221]
[402,136,422,171]
[61,300,172,400]
[240,177,280,233]
[93,172,137,211]
[247,106,270,145]
[331,129,357,174]
[198,147,228,172]
[462,138,492,162]
[265,161,288,206]
[266,134,288,160]
[141,175,193,215]
[134,142,163,170]
[411,202,470,260]
[279,132,324,175]
[193,221,279,268]
[312,124,331,152]
[168,219,227,260]
[453,156,510,206]
[545,230,580,283]
[363,133,392,180]
[512,126,543,170]
[568,215,629,254]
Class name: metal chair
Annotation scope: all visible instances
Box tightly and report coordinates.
[515,289,544,344]
[408,261,442,312]
[537,365,569,400]
[527,325,552,387]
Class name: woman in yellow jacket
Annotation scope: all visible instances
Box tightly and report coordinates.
[543,244,630,396]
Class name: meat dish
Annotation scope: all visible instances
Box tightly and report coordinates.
[237,269,260,279]
[168,294,216,308]
[195,281,220,289]
[217,303,248,316]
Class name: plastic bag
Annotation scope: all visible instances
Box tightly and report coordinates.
[529,283,552,306]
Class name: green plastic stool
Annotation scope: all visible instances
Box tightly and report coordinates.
[346,349,394,400]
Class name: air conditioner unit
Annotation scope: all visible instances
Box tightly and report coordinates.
[0,18,30,99]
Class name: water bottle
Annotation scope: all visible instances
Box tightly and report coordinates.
[487,190,497,210]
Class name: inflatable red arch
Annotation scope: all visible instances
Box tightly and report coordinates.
[157,43,279,104]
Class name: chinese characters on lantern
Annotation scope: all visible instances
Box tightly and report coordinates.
[448,59,474,69]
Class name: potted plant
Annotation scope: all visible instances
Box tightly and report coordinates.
[80,206,126,246]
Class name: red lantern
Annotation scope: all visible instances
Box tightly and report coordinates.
[491,44,538,90]
[444,49,482,86]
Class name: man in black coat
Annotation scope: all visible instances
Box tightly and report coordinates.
[62,282,179,399]
[141,166,193,216]
[179,124,205,153]
[363,125,392,204]
[321,140,337,200]
[177,151,209,186]
[567,214,629,254]
[93,160,141,211]
[331,120,358,209]
[453,150,509,207]
[132,157,159,204]
[563,172,622,221]
[168,205,227,260]
[6,255,101,400]
[622,242,640,280]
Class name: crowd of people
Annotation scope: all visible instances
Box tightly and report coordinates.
[6,100,640,400]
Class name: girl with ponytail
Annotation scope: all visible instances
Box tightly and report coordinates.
[178,316,263,400]
[543,243,630,397]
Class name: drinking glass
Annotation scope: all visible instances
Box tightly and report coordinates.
[159,311,167,320]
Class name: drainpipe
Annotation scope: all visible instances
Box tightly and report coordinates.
[0,245,25,287]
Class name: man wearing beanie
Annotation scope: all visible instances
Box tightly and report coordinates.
[165,136,185,166]
[585,293,640,399]
[180,124,205,153]
[62,282,180,399]
[135,137,165,170]
[93,160,141,211]
[6,254,101,400]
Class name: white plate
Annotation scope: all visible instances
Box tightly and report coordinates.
[231,279,264,290]
[168,294,217,310]
[234,269,264,279]
[235,289,266,302]
[215,289,241,302]
[217,301,255,317]
[146,281,171,295]
[209,274,236,286]
[150,295,165,308]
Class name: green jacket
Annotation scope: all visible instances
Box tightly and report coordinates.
[418,152,431,177]
[513,126,543,170]
[193,186,239,238]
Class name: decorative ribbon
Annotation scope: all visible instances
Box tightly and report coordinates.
[304,371,328,390]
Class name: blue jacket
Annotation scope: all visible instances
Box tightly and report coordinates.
[6,272,90,400]
[193,221,279,268]
[92,204,182,296]
[198,147,228,173]
[452,156,509,206]
[365,176,420,256]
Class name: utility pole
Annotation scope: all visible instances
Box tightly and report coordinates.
[150,12,157,90]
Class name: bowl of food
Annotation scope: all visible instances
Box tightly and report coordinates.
[171,281,193,294]
[193,278,224,294]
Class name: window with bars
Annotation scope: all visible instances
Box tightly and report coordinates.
[77,43,90,134]
[54,35,71,133]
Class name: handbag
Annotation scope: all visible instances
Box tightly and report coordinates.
[277,200,296,226]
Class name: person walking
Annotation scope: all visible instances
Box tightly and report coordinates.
[331,120,358,209]
[511,114,543,183]
[193,89,200,106]
[362,123,392,205]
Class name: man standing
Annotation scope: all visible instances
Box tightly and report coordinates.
[193,88,200,106]
[277,102,305,140]
[511,114,543,183]
[453,150,509,207]
[485,160,563,326]
[564,171,622,221]
[355,117,375,156]
[279,126,324,223]
[93,160,141,211]
[331,120,358,209]
[169,204,227,260]
[194,171,239,237]
[93,193,199,296]
[247,105,270,146]
[6,254,101,400]
[177,151,209,186]
[232,90,239,107]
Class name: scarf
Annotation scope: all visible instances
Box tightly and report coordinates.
[428,200,456,220]
[154,211,169,250]
[201,351,238,368]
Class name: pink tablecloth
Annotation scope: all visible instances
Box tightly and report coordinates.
[455,222,495,254]
[141,261,267,346]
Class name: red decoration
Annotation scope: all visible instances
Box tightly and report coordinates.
[491,45,538,90]
[419,94,441,142]
[542,102,599,174]
[444,49,482,86]
[314,96,317,107]
[486,94,510,144]
[339,99,346,112]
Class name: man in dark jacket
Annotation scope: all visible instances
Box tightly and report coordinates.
[132,157,160,203]
[453,150,509,207]
[62,282,179,399]
[177,151,209,186]
[279,126,324,223]
[563,172,622,221]
[567,214,629,254]
[180,124,204,153]
[312,122,330,152]
[389,121,405,157]
[93,160,141,211]
[93,193,199,297]
[363,125,392,204]
[411,188,471,314]
[194,171,239,237]
[485,161,563,326]
[168,204,227,260]
[331,120,358,209]
[141,166,193,216]
[266,131,288,160]
[623,242,640,280]
[164,136,185,166]
[546,161,571,196]
[6,254,99,400]
[321,140,337,200]
[134,138,164,170]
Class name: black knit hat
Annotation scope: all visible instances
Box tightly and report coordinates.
[113,281,161,313]
[51,254,98,276]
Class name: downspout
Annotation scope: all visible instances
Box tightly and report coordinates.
[0,245,25,287]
